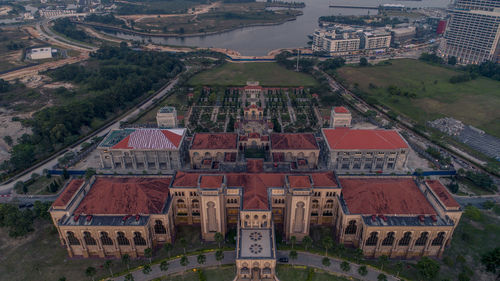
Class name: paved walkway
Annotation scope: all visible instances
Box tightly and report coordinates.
[111,250,399,281]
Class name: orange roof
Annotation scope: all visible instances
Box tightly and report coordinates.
[52,179,85,208]
[74,177,171,215]
[244,85,263,90]
[191,133,238,150]
[247,159,264,173]
[271,133,318,150]
[426,180,460,208]
[289,175,311,189]
[200,175,224,189]
[311,173,337,187]
[323,128,408,150]
[334,106,350,114]
[112,129,184,150]
[248,132,261,139]
[340,178,436,215]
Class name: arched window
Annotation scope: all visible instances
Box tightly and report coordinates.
[117,232,130,246]
[382,232,395,246]
[366,232,378,246]
[415,232,428,246]
[67,231,80,245]
[399,232,411,246]
[154,220,167,234]
[345,220,357,234]
[101,232,113,245]
[83,231,96,246]
[431,232,445,246]
[133,232,147,246]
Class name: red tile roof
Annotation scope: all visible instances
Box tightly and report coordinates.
[52,179,85,208]
[340,178,436,215]
[323,128,408,150]
[334,106,350,114]
[311,173,337,187]
[271,133,319,150]
[112,129,184,150]
[261,136,269,141]
[244,85,263,90]
[74,177,171,215]
[289,175,311,189]
[200,175,224,189]
[191,133,238,150]
[247,159,263,173]
[426,180,460,208]
[248,132,261,139]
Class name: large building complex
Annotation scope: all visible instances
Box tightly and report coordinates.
[270,133,320,168]
[312,29,361,54]
[361,31,392,50]
[440,0,500,64]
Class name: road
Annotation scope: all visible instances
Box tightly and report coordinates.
[0,76,180,196]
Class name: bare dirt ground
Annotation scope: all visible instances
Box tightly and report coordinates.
[0,6,12,16]
[117,1,220,23]
[0,108,32,163]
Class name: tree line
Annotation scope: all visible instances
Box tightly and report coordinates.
[0,201,52,237]
[1,46,184,175]
[52,18,91,42]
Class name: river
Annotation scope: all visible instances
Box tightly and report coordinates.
[99,0,452,56]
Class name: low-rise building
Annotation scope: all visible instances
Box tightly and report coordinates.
[330,106,352,128]
[312,29,361,54]
[97,128,186,171]
[270,133,320,169]
[27,46,54,60]
[322,128,409,172]
[392,26,416,46]
[189,133,239,168]
[361,31,392,50]
[156,106,178,128]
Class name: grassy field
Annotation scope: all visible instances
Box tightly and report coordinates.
[188,62,319,87]
[159,265,236,281]
[0,27,45,72]
[336,59,500,138]
[276,265,353,281]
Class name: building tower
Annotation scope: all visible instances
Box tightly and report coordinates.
[440,0,500,64]
[157,106,178,128]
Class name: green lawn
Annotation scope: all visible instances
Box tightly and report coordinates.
[158,265,236,281]
[276,265,353,281]
[188,62,319,87]
[336,59,500,138]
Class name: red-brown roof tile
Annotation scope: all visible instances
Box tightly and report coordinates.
[426,180,460,208]
[191,133,238,150]
[289,175,311,189]
[271,133,319,150]
[112,129,184,150]
[52,179,85,208]
[334,106,350,114]
[200,175,224,189]
[323,128,408,150]
[340,178,436,215]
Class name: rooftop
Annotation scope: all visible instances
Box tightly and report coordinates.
[271,133,319,150]
[288,175,312,189]
[200,175,224,189]
[340,177,436,215]
[239,228,273,259]
[158,106,176,114]
[52,179,85,208]
[100,128,185,150]
[191,133,238,150]
[425,180,460,209]
[322,128,408,150]
[333,106,350,114]
[74,177,172,215]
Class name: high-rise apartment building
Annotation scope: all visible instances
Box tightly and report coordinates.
[440,0,500,64]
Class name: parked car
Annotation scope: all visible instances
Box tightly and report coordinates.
[278,257,289,263]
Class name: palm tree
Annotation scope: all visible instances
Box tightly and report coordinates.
[215,249,224,267]
[337,243,345,258]
[354,248,364,263]
[322,257,330,267]
[104,260,113,277]
[290,236,296,249]
[340,261,351,272]
[377,273,387,281]
[85,267,96,281]
[197,254,206,266]
[395,261,403,278]
[302,235,312,251]
[214,232,224,249]
[142,264,151,275]
[124,273,134,281]
[160,260,169,272]
[144,248,153,264]
[358,265,368,276]
[180,255,189,280]
[289,250,298,266]
[122,254,131,271]
[180,237,188,254]
[163,243,173,258]
[378,255,388,271]
[321,236,333,257]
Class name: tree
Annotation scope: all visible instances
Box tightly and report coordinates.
[395,261,403,278]
[160,260,169,272]
[378,255,388,271]
[302,235,312,251]
[142,264,151,275]
[144,247,152,264]
[358,265,368,276]
[215,249,224,267]
[124,273,134,281]
[84,168,96,180]
[354,248,364,263]
[180,237,188,254]
[360,57,368,66]
[122,254,130,271]
[481,247,500,276]
[322,257,330,267]
[416,257,440,280]
[214,232,224,249]
[85,266,96,281]
[340,261,350,272]
[322,236,333,256]
[180,255,189,278]
[62,168,69,179]
[290,236,296,249]
[197,254,206,265]
[3,135,12,146]
[289,250,298,265]
[377,273,387,281]
[163,242,173,258]
[448,56,457,65]
[104,260,113,277]
[337,243,345,258]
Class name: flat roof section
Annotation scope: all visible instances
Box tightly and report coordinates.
[271,133,319,150]
[340,178,436,215]
[425,180,460,209]
[191,133,238,150]
[52,179,85,208]
[74,177,172,215]
[322,128,408,150]
[239,229,273,259]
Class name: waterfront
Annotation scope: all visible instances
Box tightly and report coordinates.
[93,0,451,56]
